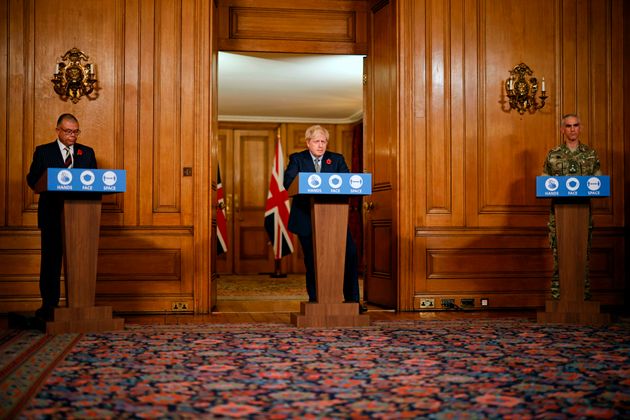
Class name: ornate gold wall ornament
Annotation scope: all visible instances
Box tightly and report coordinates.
[51,48,98,103]
[504,63,547,115]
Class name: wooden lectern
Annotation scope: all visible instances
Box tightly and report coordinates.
[34,169,124,334]
[288,173,370,327]
[537,201,610,325]
[535,175,612,325]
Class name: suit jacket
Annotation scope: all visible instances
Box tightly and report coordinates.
[283,149,350,236]
[26,140,98,228]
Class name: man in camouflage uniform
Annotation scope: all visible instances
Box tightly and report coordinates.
[542,113,601,300]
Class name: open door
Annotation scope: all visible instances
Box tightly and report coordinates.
[217,126,279,274]
[363,0,398,309]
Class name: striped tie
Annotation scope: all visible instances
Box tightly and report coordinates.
[314,158,321,173]
[64,147,72,168]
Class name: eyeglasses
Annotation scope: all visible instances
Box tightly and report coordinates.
[59,129,81,136]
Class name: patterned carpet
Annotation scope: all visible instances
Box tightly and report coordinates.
[217,275,308,300]
[4,319,629,418]
[0,330,81,417]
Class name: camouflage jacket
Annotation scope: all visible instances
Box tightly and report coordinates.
[542,143,601,176]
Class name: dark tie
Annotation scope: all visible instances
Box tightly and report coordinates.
[64,147,72,168]
[314,158,321,173]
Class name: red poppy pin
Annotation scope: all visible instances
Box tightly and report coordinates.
[325,159,332,165]
[77,149,83,156]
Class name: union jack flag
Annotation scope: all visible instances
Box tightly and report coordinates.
[264,138,294,260]
[216,164,228,255]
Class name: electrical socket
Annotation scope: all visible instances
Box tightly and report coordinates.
[171,301,189,311]
[461,298,474,308]
[441,298,455,309]
[480,298,489,307]
[419,298,435,309]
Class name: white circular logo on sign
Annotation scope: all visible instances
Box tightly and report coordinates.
[328,174,343,189]
[57,169,72,185]
[102,171,118,186]
[80,170,96,186]
[544,177,559,192]
[307,174,322,188]
[349,175,363,189]
[586,177,601,191]
[566,177,580,192]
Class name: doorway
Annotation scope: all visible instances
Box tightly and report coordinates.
[215,52,365,276]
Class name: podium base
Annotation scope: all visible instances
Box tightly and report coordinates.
[46,306,125,334]
[291,302,370,327]
[537,300,610,325]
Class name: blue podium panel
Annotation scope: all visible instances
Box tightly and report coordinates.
[47,168,127,192]
[297,173,372,195]
[536,176,609,198]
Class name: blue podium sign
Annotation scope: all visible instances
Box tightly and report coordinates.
[536,175,609,198]
[46,168,127,192]
[296,173,372,195]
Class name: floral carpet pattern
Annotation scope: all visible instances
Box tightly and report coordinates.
[14,319,630,418]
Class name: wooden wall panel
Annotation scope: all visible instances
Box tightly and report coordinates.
[423,0,465,226]
[414,230,624,307]
[0,0,6,227]
[10,0,123,228]
[625,0,630,309]
[427,249,550,284]
[0,231,45,311]
[58,0,122,218]
[0,0,213,314]
[96,229,194,312]
[475,0,556,227]
[153,0,183,215]
[218,0,368,54]
[411,0,626,310]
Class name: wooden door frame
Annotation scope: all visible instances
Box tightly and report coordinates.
[207,0,407,312]
[394,0,414,311]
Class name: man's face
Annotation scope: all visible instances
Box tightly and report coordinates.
[306,132,328,158]
[56,119,80,147]
[561,116,581,143]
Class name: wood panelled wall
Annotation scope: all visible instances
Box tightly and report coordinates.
[0,0,368,315]
[218,0,368,54]
[0,0,627,314]
[0,0,215,313]
[402,0,626,310]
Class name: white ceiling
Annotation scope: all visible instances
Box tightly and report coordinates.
[218,52,365,123]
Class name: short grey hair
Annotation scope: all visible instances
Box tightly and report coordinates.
[561,113,580,125]
[305,125,329,141]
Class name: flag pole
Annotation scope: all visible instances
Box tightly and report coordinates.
[264,130,294,278]
[269,259,287,278]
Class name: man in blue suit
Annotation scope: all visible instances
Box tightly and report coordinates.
[283,125,366,313]
[26,114,98,320]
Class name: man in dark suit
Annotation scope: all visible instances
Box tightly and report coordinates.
[283,125,366,313]
[26,113,98,319]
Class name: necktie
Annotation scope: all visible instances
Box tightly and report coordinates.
[64,147,72,168]
[314,158,321,173]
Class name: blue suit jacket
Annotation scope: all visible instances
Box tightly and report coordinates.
[283,149,350,236]
[26,140,98,228]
